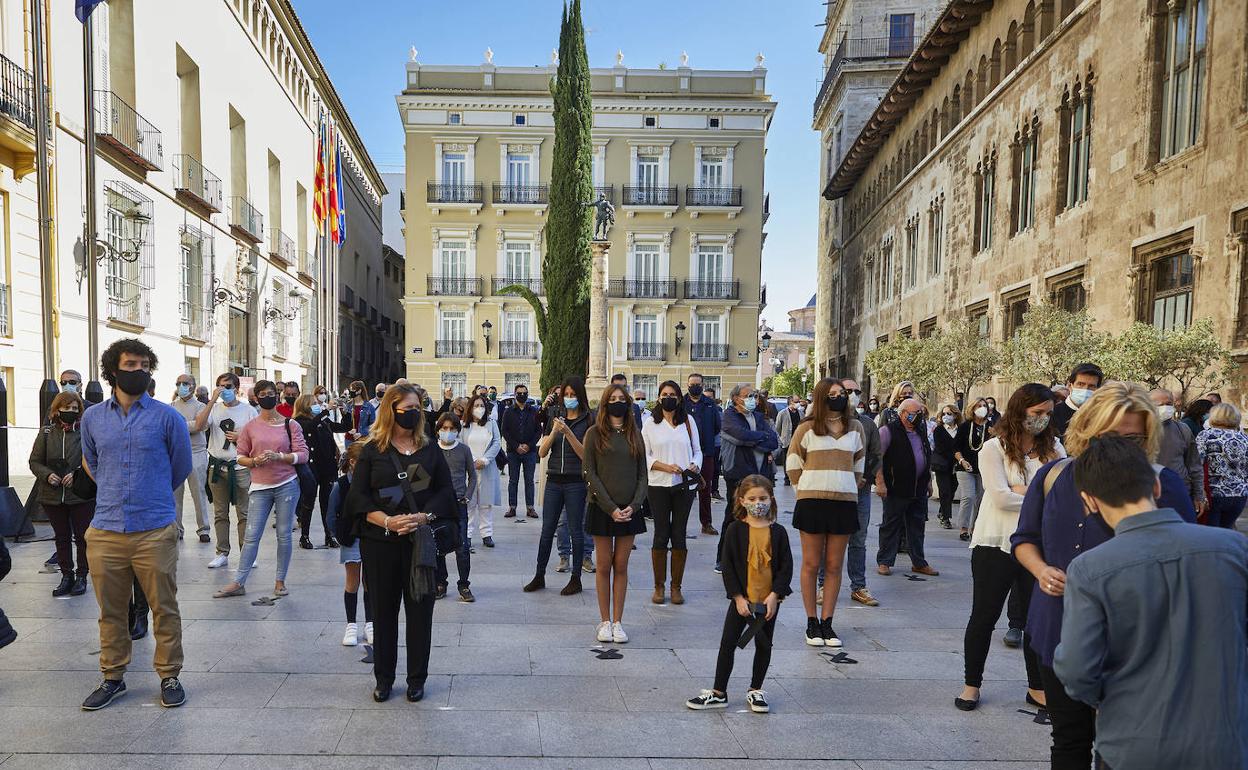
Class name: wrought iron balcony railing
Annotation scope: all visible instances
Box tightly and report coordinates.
[492,184,548,205]
[623,185,678,206]
[0,283,10,336]
[685,187,742,207]
[95,90,163,171]
[298,250,317,281]
[426,275,483,296]
[172,154,223,212]
[229,196,264,243]
[609,278,677,299]
[491,276,543,295]
[0,53,35,132]
[592,184,615,203]
[627,342,667,361]
[814,35,918,119]
[427,181,483,203]
[436,339,475,358]
[684,279,740,300]
[499,340,538,359]
[270,231,295,265]
[690,342,729,362]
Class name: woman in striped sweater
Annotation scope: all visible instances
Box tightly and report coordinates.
[786,377,865,648]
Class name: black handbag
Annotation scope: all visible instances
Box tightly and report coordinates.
[284,419,317,500]
[334,476,358,547]
[386,451,459,557]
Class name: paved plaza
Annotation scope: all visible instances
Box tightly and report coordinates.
[0,479,1051,767]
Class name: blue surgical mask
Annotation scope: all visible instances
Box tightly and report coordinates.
[744,396,757,412]
[177,383,191,398]
[62,383,79,394]
[439,430,458,444]
[311,404,324,415]
[563,397,579,410]
[221,387,236,403]
[1070,388,1094,406]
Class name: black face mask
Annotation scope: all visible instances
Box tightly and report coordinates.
[606,401,629,419]
[687,384,703,397]
[660,396,679,413]
[514,393,528,405]
[257,395,279,411]
[113,368,151,396]
[349,389,360,399]
[827,395,848,412]
[284,396,297,406]
[58,410,79,425]
[394,408,421,430]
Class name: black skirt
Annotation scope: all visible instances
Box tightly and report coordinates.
[585,501,648,537]
[792,498,860,535]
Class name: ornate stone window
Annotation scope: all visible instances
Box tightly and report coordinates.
[973,149,997,253]
[1010,113,1040,235]
[1057,72,1093,211]
[1132,229,1196,331]
[1156,0,1208,159]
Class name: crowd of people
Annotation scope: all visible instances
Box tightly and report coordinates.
[2,337,1246,768]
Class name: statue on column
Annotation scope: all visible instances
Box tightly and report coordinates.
[583,193,615,241]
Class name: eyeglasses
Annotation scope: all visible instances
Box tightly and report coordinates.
[59,380,80,387]
[846,388,862,395]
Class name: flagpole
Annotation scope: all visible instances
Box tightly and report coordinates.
[82,8,102,404]
[32,0,59,418]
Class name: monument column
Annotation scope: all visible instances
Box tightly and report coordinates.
[585,239,610,394]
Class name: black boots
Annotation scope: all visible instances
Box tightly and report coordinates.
[70,575,88,596]
[53,572,75,597]
[128,579,149,641]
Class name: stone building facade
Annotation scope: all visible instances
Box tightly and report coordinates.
[822,0,1248,401]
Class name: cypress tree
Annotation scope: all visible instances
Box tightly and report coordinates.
[501,0,593,392]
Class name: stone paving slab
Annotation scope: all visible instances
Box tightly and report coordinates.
[537,711,745,758]
[336,710,542,756]
[127,706,351,755]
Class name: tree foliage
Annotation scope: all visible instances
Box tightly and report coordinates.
[1000,302,1110,386]
[926,320,1000,400]
[865,335,933,398]
[766,356,817,397]
[1102,319,1235,403]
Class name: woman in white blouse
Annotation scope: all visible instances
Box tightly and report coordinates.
[641,380,702,606]
[955,383,1065,712]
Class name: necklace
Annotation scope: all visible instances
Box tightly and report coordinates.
[969,422,985,451]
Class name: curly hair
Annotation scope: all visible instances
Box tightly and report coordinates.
[100,338,157,387]
[996,383,1060,470]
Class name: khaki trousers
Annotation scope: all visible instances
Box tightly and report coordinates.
[208,462,251,556]
[85,523,183,680]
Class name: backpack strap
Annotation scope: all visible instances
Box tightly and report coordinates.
[1042,457,1074,497]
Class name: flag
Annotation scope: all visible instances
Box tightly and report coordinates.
[327,123,341,246]
[313,115,326,235]
[75,0,105,22]
[334,138,346,246]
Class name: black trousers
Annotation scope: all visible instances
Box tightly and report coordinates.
[360,536,435,688]
[934,469,957,520]
[963,546,1042,689]
[46,502,94,576]
[875,495,928,568]
[298,478,334,539]
[716,477,742,565]
[649,485,694,551]
[713,603,777,693]
[1041,663,1097,770]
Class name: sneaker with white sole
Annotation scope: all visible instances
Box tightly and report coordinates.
[746,689,770,713]
[364,622,374,645]
[820,618,842,648]
[207,554,228,569]
[342,622,359,646]
[582,557,596,574]
[596,621,613,643]
[686,689,727,710]
[805,618,825,647]
[556,556,570,573]
[611,622,628,644]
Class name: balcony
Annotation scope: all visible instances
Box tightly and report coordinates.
[436,339,475,358]
[0,54,36,175]
[491,276,543,295]
[609,278,677,299]
[229,196,264,244]
[95,90,163,171]
[592,184,615,203]
[492,183,548,205]
[684,279,740,300]
[426,275,483,296]
[499,340,538,359]
[297,249,317,283]
[0,282,9,336]
[269,230,295,266]
[427,181,483,204]
[813,35,917,121]
[763,192,770,225]
[172,154,223,213]
[623,185,678,207]
[627,342,667,361]
[686,187,742,207]
[690,343,729,362]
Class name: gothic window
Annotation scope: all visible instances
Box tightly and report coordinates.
[1157,0,1208,158]
[927,194,945,276]
[1048,268,1087,312]
[973,150,997,252]
[1133,229,1195,331]
[1010,115,1040,235]
[1058,75,1093,211]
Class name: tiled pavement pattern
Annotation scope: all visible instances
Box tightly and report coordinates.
[0,477,1050,767]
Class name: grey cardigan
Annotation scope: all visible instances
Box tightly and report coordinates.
[582,424,648,513]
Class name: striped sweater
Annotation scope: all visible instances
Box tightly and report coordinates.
[785,419,865,502]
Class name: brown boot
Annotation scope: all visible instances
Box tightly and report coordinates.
[651,548,667,604]
[670,549,688,605]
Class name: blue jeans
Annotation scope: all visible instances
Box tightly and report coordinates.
[845,484,874,591]
[436,501,471,589]
[1209,495,1247,529]
[541,480,587,573]
[234,478,299,585]
[507,451,538,509]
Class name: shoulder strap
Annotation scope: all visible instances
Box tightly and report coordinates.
[684,418,695,452]
[1042,457,1074,497]
[284,418,293,451]
[386,449,422,515]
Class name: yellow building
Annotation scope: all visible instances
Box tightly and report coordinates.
[396,51,775,400]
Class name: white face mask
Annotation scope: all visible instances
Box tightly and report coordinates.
[941,414,956,425]
[974,406,988,419]
[848,392,861,408]
[1157,405,1175,422]
[472,406,486,419]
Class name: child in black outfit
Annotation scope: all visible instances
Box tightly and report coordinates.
[687,474,792,713]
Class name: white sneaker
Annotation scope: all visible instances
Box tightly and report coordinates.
[596,621,613,643]
[612,622,628,644]
[364,622,374,645]
[342,622,358,646]
[252,561,258,569]
[208,554,227,569]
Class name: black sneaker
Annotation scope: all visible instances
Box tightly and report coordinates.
[160,677,186,708]
[820,618,842,648]
[299,536,314,550]
[458,586,475,603]
[82,679,126,710]
[805,618,825,647]
[52,573,74,597]
[746,689,770,713]
[434,584,448,600]
[199,533,212,543]
[686,689,728,710]
[482,537,495,548]
[1003,628,1023,648]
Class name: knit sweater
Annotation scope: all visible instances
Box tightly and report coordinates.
[785,419,865,502]
[582,424,648,513]
[439,440,479,502]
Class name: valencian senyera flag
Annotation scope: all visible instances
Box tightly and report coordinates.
[313,114,327,236]
[327,122,341,246]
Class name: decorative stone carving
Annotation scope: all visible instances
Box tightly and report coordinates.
[496,229,505,248]
[662,231,672,249]
[636,145,665,156]
[700,146,729,158]
[616,49,625,66]
[509,144,536,154]
[680,51,689,67]
[444,143,471,153]
[484,47,494,64]
[726,232,736,249]
[410,47,418,62]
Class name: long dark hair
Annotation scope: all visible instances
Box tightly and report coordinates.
[998,383,1059,469]
[593,383,644,458]
[803,377,855,437]
[466,393,492,427]
[652,380,687,425]
[561,376,590,417]
[1184,398,1213,425]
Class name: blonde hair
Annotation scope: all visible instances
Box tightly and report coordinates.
[366,384,426,453]
[962,397,989,423]
[888,380,915,408]
[939,403,963,426]
[1207,403,1242,430]
[292,393,315,419]
[1064,381,1161,461]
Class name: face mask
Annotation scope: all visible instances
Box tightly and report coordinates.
[941,414,956,425]
[827,395,848,412]
[394,408,421,430]
[284,395,297,406]
[1023,414,1050,435]
[515,393,527,405]
[221,387,237,403]
[848,392,861,408]
[743,396,757,412]
[488,393,497,401]
[1203,418,1211,430]
[687,384,703,397]
[472,406,486,419]
[257,395,279,411]
[974,406,988,419]
[869,402,878,411]
[606,401,629,418]
[311,404,324,416]
[178,383,192,398]
[1157,405,1175,422]
[439,430,458,444]
[747,500,771,519]
[1070,388,1094,406]
[856,406,867,414]
[904,412,919,425]
[660,396,679,412]
[349,389,360,399]
[316,393,328,403]
[61,382,79,394]
[58,410,79,425]
[114,369,151,397]
[563,397,579,410]
[986,403,996,412]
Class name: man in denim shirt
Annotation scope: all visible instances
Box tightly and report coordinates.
[1055,436,1248,770]
[80,338,193,711]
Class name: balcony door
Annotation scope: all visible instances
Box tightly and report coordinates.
[635,155,660,203]
[633,314,658,345]
[442,152,466,199]
[697,244,724,283]
[695,315,721,346]
[441,311,467,346]
[504,311,531,343]
[440,241,467,278]
[505,242,532,281]
[633,243,660,282]
[889,14,915,56]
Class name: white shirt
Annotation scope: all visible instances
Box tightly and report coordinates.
[642,417,703,488]
[972,436,1067,553]
[206,400,258,466]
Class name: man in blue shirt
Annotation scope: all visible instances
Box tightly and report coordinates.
[80,338,193,711]
[684,373,722,535]
[1055,435,1248,770]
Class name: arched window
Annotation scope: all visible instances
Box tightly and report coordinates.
[1021,2,1037,59]
[1005,21,1019,71]
[930,108,939,148]
[990,39,1003,87]
[1040,0,1055,39]
[964,71,975,114]
[977,55,989,104]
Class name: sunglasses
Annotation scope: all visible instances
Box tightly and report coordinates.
[60,380,80,387]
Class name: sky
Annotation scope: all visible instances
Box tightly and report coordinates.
[292,0,826,323]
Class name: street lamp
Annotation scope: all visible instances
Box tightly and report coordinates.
[76,207,152,288]
[263,287,302,326]
[213,262,256,307]
[759,330,772,353]
[481,319,493,354]
[674,320,686,355]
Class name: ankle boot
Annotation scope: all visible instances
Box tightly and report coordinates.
[670,549,688,605]
[129,580,149,640]
[52,571,74,597]
[650,548,667,604]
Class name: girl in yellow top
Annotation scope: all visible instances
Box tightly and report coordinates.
[686,475,793,714]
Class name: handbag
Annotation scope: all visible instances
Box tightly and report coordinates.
[386,450,459,557]
[284,419,317,499]
[682,420,707,492]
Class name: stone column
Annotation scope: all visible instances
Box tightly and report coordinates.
[586,239,610,394]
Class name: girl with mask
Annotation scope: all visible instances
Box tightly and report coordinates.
[462,394,502,548]
[293,394,341,549]
[984,397,1001,428]
[931,405,962,529]
[582,384,649,643]
[956,384,1063,713]
[29,391,93,597]
[435,413,476,601]
[866,397,881,418]
[686,474,791,714]
[641,381,702,605]
[953,397,991,541]
[326,442,372,646]
[213,380,309,599]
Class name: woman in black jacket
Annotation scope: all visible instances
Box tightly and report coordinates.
[686,474,792,714]
[953,397,991,540]
[931,404,962,530]
[294,394,341,548]
[29,391,93,597]
[344,384,455,703]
